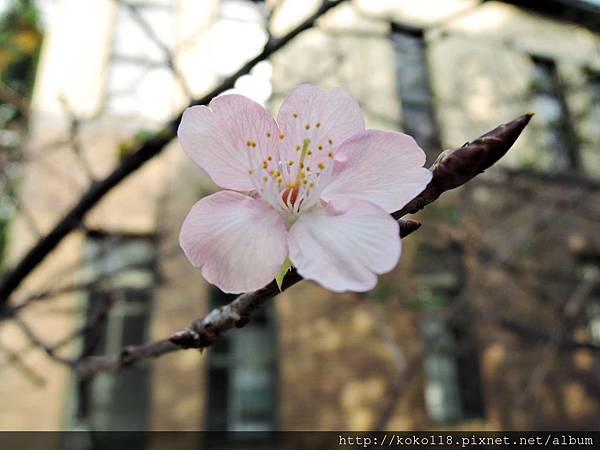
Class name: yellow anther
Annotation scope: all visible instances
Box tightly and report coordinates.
[304,124,311,130]
[309,182,315,188]
[273,170,281,178]
[299,162,305,169]
[303,179,308,185]
[306,166,311,172]
[263,175,268,182]
[295,144,301,151]
[316,121,321,128]
[318,145,323,150]
[248,169,253,174]
[246,140,252,147]
[318,162,325,170]
[328,151,334,158]
[262,161,268,169]
[279,133,285,140]
[266,131,272,138]
[251,141,257,148]
[328,138,333,145]
[299,172,306,179]
[293,112,299,118]
[267,155,273,161]
[288,160,294,166]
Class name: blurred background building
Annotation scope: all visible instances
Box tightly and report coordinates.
[0,0,599,434]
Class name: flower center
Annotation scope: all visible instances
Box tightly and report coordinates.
[245,124,335,219]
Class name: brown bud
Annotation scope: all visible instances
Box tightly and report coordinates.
[398,219,421,238]
[393,113,533,219]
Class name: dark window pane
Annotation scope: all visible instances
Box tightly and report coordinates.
[206,288,277,433]
[417,247,485,423]
[72,235,155,433]
[530,56,581,172]
[391,26,440,163]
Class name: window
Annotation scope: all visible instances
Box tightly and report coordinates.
[417,247,485,423]
[69,233,156,435]
[579,69,600,176]
[205,287,277,434]
[529,56,581,172]
[391,24,440,164]
[578,260,600,344]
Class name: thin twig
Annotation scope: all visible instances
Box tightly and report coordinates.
[0,339,46,387]
[12,316,76,367]
[121,1,193,98]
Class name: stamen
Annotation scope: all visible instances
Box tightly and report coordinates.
[304,124,311,130]
[293,112,299,118]
[294,139,311,187]
[266,132,272,138]
[279,133,285,140]
[316,121,321,128]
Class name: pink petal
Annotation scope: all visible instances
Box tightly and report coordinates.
[322,130,432,213]
[276,84,365,164]
[288,200,400,292]
[178,95,282,191]
[179,191,288,293]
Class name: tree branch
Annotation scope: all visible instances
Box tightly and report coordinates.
[75,114,533,379]
[392,113,534,219]
[0,0,348,305]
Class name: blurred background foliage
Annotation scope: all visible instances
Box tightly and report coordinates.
[0,0,42,268]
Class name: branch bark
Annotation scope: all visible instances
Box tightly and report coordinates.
[0,0,348,305]
[76,114,533,379]
[392,113,533,219]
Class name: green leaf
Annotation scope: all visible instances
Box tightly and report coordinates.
[275,257,294,291]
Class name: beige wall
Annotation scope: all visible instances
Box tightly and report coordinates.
[2,0,599,431]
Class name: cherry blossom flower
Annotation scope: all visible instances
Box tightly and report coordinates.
[178,84,432,294]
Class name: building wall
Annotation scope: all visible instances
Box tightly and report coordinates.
[1,0,599,431]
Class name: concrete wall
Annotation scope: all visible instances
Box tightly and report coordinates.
[1,0,599,431]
